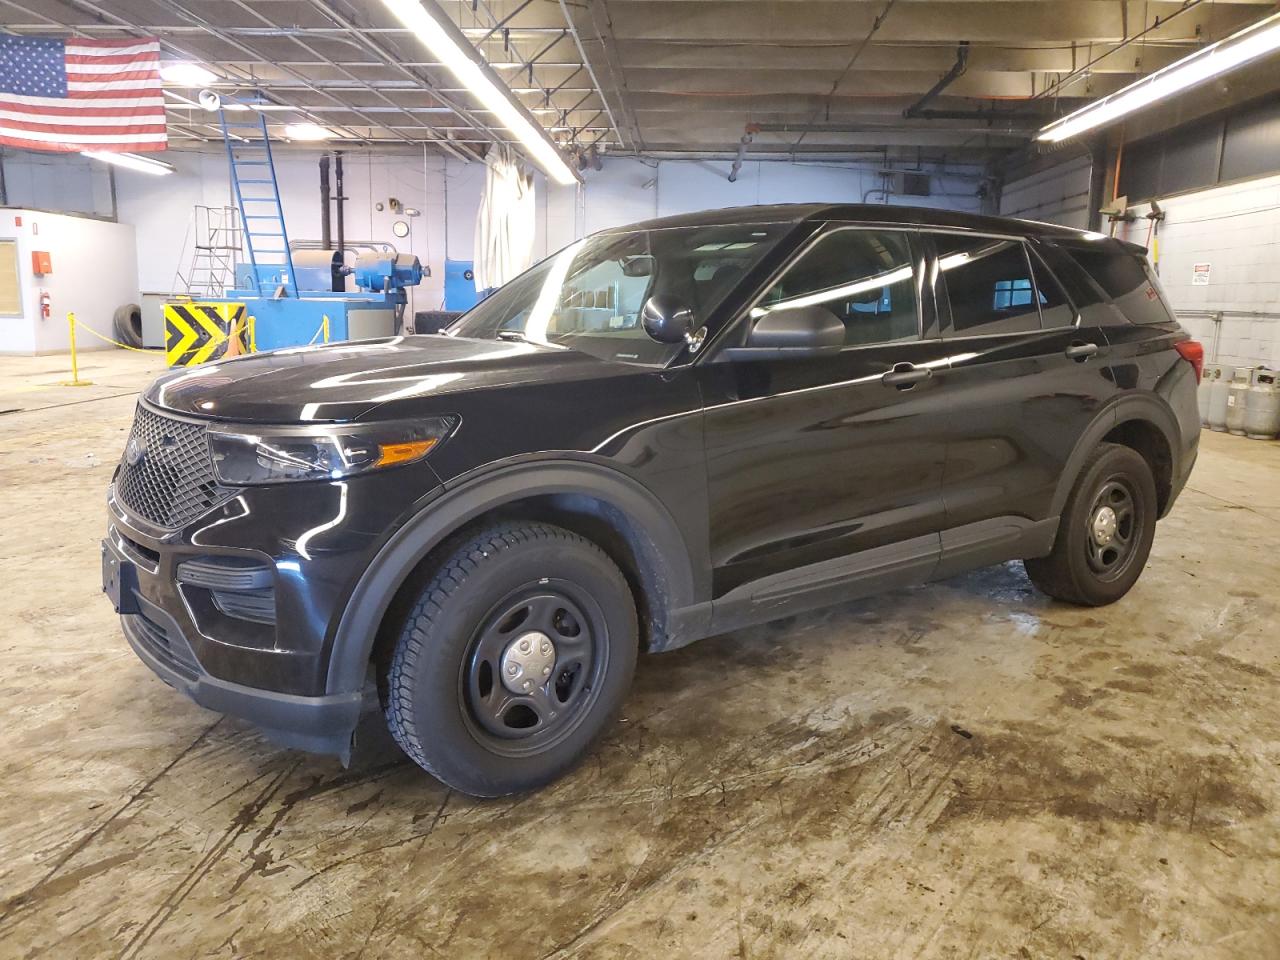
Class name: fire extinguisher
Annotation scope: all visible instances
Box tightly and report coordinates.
[39,289,51,319]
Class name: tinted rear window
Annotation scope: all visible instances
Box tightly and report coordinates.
[1066,247,1176,324]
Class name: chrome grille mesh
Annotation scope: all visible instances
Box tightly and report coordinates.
[115,406,233,528]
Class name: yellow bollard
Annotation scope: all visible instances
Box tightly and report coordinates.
[248,315,257,354]
[322,314,330,344]
[60,312,93,387]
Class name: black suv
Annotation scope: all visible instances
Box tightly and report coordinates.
[103,204,1202,796]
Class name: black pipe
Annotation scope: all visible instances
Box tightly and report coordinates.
[319,154,331,250]
[334,150,346,261]
[904,42,970,119]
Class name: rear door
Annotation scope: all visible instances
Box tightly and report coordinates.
[924,231,1121,570]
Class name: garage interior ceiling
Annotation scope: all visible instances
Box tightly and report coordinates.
[3,0,1279,165]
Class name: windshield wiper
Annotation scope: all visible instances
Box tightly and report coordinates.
[495,330,530,342]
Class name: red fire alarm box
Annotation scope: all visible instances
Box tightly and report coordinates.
[31,250,51,275]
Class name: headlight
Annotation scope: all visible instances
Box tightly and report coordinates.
[207,417,456,485]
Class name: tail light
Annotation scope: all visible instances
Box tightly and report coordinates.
[1175,339,1204,384]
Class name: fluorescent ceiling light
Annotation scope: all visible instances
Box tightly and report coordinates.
[283,123,332,141]
[1038,10,1280,142]
[380,0,579,185]
[159,62,217,86]
[81,150,175,176]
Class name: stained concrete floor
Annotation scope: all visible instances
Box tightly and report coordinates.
[1,349,1278,960]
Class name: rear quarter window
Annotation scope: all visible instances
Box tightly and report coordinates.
[1065,246,1176,325]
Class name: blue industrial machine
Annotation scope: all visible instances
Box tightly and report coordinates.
[227,248,425,351]
[201,97,427,352]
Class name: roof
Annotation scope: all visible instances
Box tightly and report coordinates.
[608,203,1096,240]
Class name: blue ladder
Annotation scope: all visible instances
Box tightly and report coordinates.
[219,109,297,297]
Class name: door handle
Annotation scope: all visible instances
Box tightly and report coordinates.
[881,362,933,389]
[1065,341,1099,362]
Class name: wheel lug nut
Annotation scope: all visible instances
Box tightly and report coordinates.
[507,663,518,675]
[542,666,551,677]
[519,639,530,653]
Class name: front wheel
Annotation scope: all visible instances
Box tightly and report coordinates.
[383,522,638,797]
[1024,442,1158,606]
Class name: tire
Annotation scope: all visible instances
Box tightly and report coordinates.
[1024,442,1158,606]
[383,522,638,797]
[112,303,144,348]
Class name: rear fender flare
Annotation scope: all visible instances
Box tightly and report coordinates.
[1049,395,1182,520]
[324,459,698,695]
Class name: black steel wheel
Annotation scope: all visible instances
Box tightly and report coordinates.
[1083,478,1141,581]
[461,584,608,756]
[383,522,637,797]
[1025,442,1159,606]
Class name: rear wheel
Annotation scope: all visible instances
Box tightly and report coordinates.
[1024,443,1158,606]
[383,522,638,797]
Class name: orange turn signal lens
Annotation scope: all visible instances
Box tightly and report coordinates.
[374,438,439,468]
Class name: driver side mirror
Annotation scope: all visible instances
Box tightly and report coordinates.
[641,294,699,346]
[717,304,845,362]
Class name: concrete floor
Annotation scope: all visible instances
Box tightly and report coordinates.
[1,349,1278,959]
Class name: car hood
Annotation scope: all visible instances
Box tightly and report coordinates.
[144,334,631,423]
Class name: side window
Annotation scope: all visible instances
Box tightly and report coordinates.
[1027,251,1076,328]
[756,229,919,347]
[933,234,1041,336]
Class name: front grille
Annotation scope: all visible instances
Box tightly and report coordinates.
[115,405,234,529]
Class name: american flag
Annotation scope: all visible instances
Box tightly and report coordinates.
[0,33,167,153]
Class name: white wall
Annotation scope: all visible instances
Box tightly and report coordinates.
[1115,173,1280,370]
[574,156,986,235]
[999,154,1092,230]
[0,208,140,354]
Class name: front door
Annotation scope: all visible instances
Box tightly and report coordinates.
[699,225,953,619]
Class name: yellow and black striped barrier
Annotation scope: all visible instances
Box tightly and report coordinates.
[163,301,248,367]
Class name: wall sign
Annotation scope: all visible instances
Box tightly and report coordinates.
[1192,262,1212,285]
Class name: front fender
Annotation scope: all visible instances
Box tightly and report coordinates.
[324,457,703,696]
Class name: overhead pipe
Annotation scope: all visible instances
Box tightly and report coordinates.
[904,41,970,119]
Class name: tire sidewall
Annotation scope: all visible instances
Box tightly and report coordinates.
[1062,446,1158,605]
[398,534,637,795]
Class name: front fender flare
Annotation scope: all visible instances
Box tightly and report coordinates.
[324,459,699,695]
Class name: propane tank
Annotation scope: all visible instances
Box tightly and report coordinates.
[1198,364,1220,424]
[1226,368,1252,436]
[1206,363,1235,432]
[1243,368,1280,440]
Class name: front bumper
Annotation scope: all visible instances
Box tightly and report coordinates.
[104,451,442,757]
[119,585,364,756]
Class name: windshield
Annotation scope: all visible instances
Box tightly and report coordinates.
[448,222,789,365]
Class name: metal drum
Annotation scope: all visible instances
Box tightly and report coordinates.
[1226,368,1252,436]
[1244,369,1280,440]
[1206,364,1236,432]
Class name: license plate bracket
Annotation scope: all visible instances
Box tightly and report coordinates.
[102,542,140,615]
